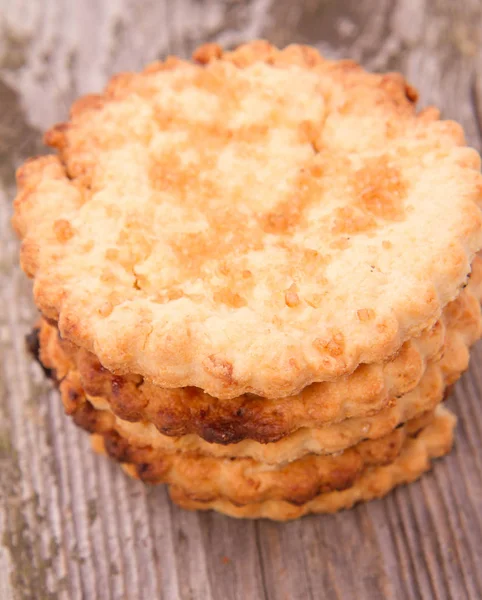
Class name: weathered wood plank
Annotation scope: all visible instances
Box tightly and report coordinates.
[1,1,482,599]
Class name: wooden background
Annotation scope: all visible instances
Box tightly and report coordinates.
[1,1,482,598]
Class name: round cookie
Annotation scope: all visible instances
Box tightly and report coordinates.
[13,42,482,399]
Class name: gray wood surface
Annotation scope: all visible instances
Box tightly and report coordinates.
[1,1,482,598]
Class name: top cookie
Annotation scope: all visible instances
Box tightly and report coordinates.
[13,41,482,399]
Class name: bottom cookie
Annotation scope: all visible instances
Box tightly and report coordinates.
[167,406,455,520]
[90,409,435,506]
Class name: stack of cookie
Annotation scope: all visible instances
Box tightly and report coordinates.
[14,42,482,520]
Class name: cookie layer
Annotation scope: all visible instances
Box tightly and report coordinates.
[69,362,452,464]
[168,406,455,520]
[90,409,434,506]
[39,261,482,443]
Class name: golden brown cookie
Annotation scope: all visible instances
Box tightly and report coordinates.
[37,338,445,507]
[43,321,462,463]
[74,361,451,464]
[167,406,455,520]
[13,42,482,400]
[89,408,434,506]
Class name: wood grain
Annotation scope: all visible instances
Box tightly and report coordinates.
[1,1,482,598]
